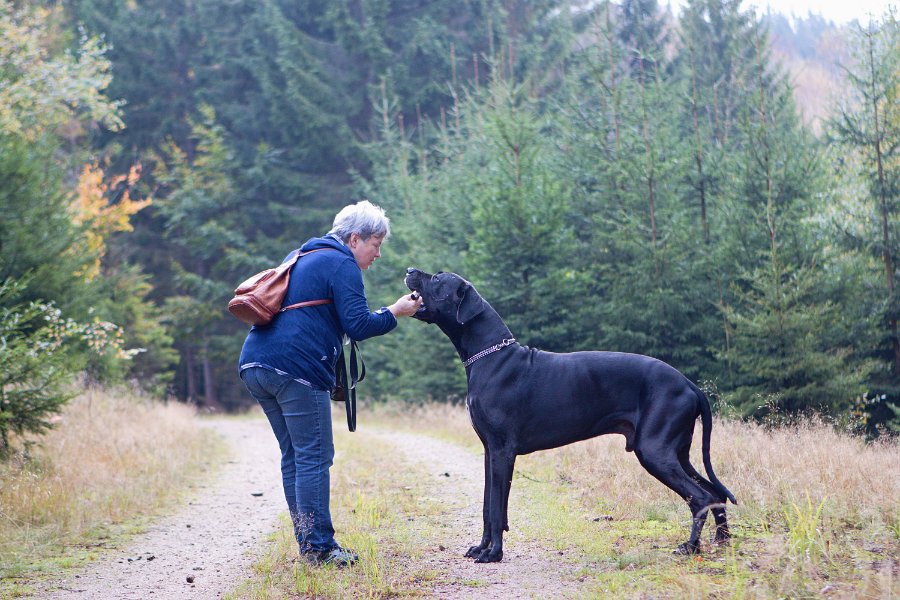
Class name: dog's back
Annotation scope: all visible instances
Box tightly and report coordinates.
[468,348,700,455]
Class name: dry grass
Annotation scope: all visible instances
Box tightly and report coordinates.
[365,400,480,449]
[365,401,900,598]
[373,401,899,525]
[546,417,899,522]
[0,387,220,584]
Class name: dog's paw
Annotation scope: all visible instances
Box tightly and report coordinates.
[673,542,701,556]
[464,545,484,559]
[474,549,503,563]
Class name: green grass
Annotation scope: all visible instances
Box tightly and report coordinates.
[784,492,828,560]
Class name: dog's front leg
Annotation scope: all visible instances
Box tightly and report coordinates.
[474,450,515,563]
[465,448,492,559]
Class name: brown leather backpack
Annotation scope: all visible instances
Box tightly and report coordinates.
[228,248,333,326]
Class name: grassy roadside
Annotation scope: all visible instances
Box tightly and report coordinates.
[225,402,491,599]
[0,388,224,598]
[225,427,449,599]
[540,418,900,598]
[232,402,900,599]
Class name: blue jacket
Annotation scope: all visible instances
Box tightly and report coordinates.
[238,235,397,390]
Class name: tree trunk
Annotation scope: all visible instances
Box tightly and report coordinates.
[638,57,658,250]
[201,344,224,412]
[689,46,710,243]
[866,32,900,373]
[756,34,777,267]
[185,345,197,404]
[605,3,620,151]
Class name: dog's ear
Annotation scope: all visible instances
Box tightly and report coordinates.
[456,281,485,324]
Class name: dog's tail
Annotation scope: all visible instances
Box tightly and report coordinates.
[691,382,737,505]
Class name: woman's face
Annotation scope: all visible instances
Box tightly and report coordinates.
[349,233,384,270]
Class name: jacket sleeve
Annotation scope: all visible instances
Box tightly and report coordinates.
[330,259,397,341]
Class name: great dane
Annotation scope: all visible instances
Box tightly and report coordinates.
[404,268,736,563]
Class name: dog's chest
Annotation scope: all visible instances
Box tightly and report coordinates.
[465,395,476,430]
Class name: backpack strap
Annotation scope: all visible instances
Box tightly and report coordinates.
[280,298,332,312]
[279,248,336,314]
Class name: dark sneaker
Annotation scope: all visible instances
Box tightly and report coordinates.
[303,546,359,568]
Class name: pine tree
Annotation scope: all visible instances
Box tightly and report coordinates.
[0,280,76,457]
[65,0,200,162]
[677,0,759,151]
[0,137,93,311]
[546,1,713,377]
[151,106,258,409]
[618,0,670,75]
[675,0,764,315]
[459,80,579,350]
[721,29,868,418]
[828,10,900,432]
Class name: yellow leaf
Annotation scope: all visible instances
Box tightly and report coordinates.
[69,162,151,280]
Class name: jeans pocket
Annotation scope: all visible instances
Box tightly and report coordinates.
[240,368,265,398]
[241,367,292,400]
[266,370,296,398]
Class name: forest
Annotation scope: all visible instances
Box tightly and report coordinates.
[1,0,898,452]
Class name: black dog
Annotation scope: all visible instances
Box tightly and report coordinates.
[404,268,736,563]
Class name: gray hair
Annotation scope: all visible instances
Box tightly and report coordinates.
[328,200,391,242]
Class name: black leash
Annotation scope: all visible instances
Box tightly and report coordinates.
[333,341,365,431]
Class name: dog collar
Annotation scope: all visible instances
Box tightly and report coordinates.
[463,338,517,368]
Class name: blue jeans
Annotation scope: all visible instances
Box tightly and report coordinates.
[240,367,337,553]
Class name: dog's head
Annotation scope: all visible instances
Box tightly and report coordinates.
[404,268,486,326]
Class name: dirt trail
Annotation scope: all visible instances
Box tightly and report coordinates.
[37,418,284,600]
[33,418,585,599]
[369,429,585,599]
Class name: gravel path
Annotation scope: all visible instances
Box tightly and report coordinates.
[32,418,585,599]
[38,418,284,600]
[369,429,585,599]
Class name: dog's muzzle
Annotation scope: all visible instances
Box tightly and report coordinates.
[405,269,429,316]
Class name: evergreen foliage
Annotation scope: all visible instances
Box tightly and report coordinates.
[2,0,898,435]
[0,3,158,448]
[359,0,890,426]
[828,10,900,434]
[150,106,263,409]
[0,279,76,457]
[0,136,93,313]
[717,28,867,416]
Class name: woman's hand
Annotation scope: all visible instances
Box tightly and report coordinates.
[388,293,424,318]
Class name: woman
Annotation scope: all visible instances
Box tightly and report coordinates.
[238,200,421,567]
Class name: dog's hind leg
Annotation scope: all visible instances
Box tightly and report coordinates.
[678,448,730,544]
[474,449,515,563]
[634,447,717,555]
[710,506,730,544]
